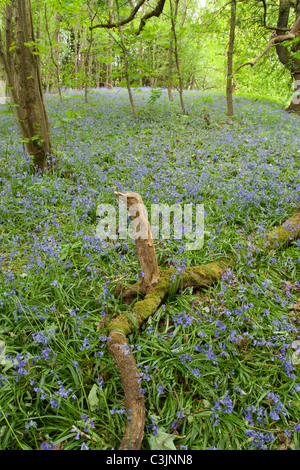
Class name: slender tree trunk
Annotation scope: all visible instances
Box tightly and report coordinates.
[167,39,174,101]
[105,0,114,88]
[106,36,113,88]
[138,41,143,86]
[44,6,62,99]
[96,60,100,88]
[149,41,157,86]
[0,0,52,173]
[226,0,236,117]
[74,23,79,87]
[190,75,196,90]
[169,0,186,114]
[114,0,137,117]
[36,0,41,78]
[137,3,145,86]
[79,32,86,90]
[46,73,50,93]
[84,21,94,103]
[118,25,138,118]
[53,12,61,98]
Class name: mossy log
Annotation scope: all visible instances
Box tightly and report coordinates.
[105,197,300,450]
[106,332,145,450]
[109,260,231,336]
[259,205,300,250]
[116,260,234,305]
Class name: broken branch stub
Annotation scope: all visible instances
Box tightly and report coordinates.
[115,191,160,291]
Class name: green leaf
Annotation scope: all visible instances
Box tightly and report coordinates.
[148,428,177,450]
[64,110,81,118]
[0,340,5,363]
[292,340,300,365]
[0,340,14,370]
[281,38,300,47]
[88,384,99,412]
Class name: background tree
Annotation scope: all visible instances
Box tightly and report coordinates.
[227,0,300,113]
[275,0,300,113]
[0,0,52,173]
[226,0,236,117]
[169,0,186,113]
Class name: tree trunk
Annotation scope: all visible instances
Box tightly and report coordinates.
[276,0,300,114]
[226,0,236,117]
[190,74,196,90]
[74,22,79,86]
[35,0,41,77]
[0,0,52,173]
[149,41,157,87]
[96,60,100,88]
[45,6,61,99]
[79,33,86,90]
[105,0,114,89]
[53,12,61,97]
[84,23,93,103]
[105,36,114,88]
[138,41,143,86]
[114,0,137,118]
[286,71,300,113]
[169,0,186,114]
[167,40,174,101]
[118,25,138,118]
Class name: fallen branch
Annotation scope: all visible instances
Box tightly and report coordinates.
[107,332,145,450]
[105,194,300,450]
[258,205,300,250]
[107,261,231,449]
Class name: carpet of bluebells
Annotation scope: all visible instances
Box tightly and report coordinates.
[0,87,300,450]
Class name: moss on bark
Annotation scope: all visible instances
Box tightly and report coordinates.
[108,260,231,337]
[259,206,300,250]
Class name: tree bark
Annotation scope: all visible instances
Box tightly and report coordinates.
[231,2,300,116]
[169,0,186,114]
[84,16,95,103]
[138,40,143,86]
[44,6,62,99]
[35,0,41,77]
[105,0,114,89]
[74,21,79,86]
[53,12,61,97]
[167,39,174,101]
[149,41,157,87]
[0,0,52,173]
[115,0,138,119]
[286,71,300,113]
[115,191,160,291]
[276,0,300,113]
[226,0,236,117]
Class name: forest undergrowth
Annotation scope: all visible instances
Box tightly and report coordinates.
[0,88,299,450]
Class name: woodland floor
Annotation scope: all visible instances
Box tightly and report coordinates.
[0,88,299,450]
